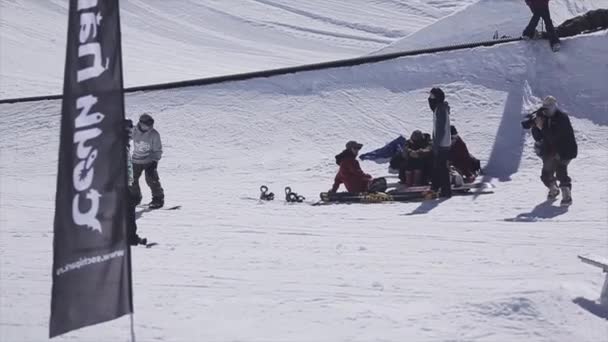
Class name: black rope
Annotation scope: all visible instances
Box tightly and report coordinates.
[0,37,522,104]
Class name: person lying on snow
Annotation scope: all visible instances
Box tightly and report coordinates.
[330,141,386,194]
[396,130,433,187]
[449,125,481,183]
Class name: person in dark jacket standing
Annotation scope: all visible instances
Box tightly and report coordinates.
[330,141,374,193]
[522,0,560,51]
[131,113,165,209]
[531,96,577,206]
[426,87,452,198]
[125,119,147,245]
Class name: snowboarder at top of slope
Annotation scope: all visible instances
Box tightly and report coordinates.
[522,0,560,51]
[449,125,481,183]
[330,141,386,193]
[427,87,452,198]
[530,96,577,206]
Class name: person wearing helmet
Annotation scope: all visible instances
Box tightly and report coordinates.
[330,140,387,193]
[531,96,578,206]
[131,113,165,209]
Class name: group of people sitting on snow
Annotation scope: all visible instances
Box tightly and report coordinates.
[386,125,481,187]
[329,87,481,198]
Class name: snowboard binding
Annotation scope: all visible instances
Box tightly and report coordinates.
[259,185,275,201]
[285,187,305,203]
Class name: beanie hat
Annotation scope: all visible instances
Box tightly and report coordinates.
[139,113,154,126]
[345,140,363,150]
[429,87,445,103]
[542,96,557,108]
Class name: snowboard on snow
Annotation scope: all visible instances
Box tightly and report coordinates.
[137,204,181,211]
[315,182,494,205]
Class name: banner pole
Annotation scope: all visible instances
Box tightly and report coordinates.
[130,314,136,342]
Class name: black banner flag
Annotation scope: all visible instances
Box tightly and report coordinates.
[50,0,132,338]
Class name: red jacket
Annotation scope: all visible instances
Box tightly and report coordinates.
[332,150,372,193]
[449,136,481,179]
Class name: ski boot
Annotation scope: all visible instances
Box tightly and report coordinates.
[547,184,560,200]
[560,187,572,207]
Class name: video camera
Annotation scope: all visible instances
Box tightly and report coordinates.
[521,108,546,129]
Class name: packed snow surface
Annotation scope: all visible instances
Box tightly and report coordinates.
[1,29,607,341]
[0,0,479,98]
[373,0,608,54]
[1,0,608,341]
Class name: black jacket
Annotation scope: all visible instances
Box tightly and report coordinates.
[531,109,577,160]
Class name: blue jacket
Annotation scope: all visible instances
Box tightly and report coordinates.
[359,136,407,163]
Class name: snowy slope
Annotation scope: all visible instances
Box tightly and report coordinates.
[0,0,478,98]
[1,31,607,342]
[373,0,607,54]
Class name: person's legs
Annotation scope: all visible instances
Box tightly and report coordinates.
[556,159,571,188]
[540,156,557,188]
[130,163,144,205]
[556,158,572,204]
[144,162,164,206]
[539,5,560,45]
[523,7,542,38]
[431,151,441,192]
[438,150,452,197]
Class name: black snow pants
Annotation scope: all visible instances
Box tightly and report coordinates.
[523,3,560,45]
[431,148,452,197]
[541,155,572,189]
[131,161,164,204]
[126,190,139,245]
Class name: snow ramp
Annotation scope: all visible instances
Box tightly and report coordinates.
[1,33,608,341]
[373,0,606,54]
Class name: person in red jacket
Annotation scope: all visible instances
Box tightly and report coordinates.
[330,141,373,193]
[522,0,560,50]
[449,126,481,183]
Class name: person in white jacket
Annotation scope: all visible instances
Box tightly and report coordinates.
[427,87,452,198]
[131,113,164,209]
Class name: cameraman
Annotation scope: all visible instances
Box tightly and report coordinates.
[530,96,577,206]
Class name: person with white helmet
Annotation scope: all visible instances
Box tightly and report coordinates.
[131,113,165,209]
[530,96,578,206]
